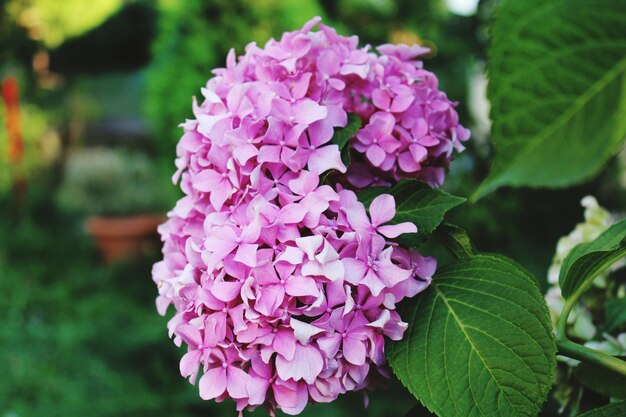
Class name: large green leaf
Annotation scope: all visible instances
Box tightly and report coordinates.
[579,401,626,417]
[474,0,626,200]
[388,255,556,417]
[358,180,465,245]
[559,219,626,299]
[574,359,626,400]
[605,298,626,333]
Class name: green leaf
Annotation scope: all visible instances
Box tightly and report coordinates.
[387,254,556,417]
[579,400,626,417]
[433,223,475,259]
[331,113,361,165]
[358,180,466,245]
[474,0,626,200]
[322,113,362,184]
[574,359,626,399]
[605,298,626,333]
[559,219,626,299]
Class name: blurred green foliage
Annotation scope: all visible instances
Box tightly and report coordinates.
[0,102,55,193]
[56,147,177,216]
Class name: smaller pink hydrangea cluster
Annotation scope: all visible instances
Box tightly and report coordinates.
[348,45,470,188]
[153,17,461,415]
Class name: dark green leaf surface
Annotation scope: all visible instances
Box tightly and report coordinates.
[574,359,626,400]
[358,180,465,245]
[388,255,556,417]
[559,219,626,299]
[331,113,361,165]
[605,298,626,333]
[474,0,626,199]
[579,400,626,417]
[433,223,475,259]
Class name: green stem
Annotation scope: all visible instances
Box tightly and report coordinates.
[557,339,626,377]
[556,296,578,340]
[555,278,626,376]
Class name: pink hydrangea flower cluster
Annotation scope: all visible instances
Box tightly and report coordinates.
[153,17,465,415]
[348,43,470,188]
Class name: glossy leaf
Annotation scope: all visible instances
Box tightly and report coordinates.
[433,223,474,259]
[559,219,626,299]
[474,0,626,200]
[388,255,556,417]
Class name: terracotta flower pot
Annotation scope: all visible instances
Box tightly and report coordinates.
[86,214,165,263]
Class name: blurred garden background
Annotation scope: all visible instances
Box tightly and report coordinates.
[2,0,625,416]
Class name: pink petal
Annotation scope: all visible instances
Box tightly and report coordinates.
[317,50,340,75]
[398,151,420,173]
[274,329,297,361]
[211,281,242,302]
[234,243,258,267]
[290,318,325,344]
[226,366,250,399]
[369,194,396,226]
[276,246,304,265]
[343,337,367,366]
[409,144,428,163]
[413,118,428,137]
[308,145,347,174]
[258,145,282,163]
[366,145,386,167]
[360,269,386,296]
[193,170,222,192]
[342,258,368,284]
[318,260,345,282]
[247,376,270,406]
[273,381,309,415]
[276,343,324,384]
[209,182,232,211]
[180,350,202,378]
[176,324,202,347]
[198,366,227,400]
[233,143,258,165]
[296,235,323,260]
[391,94,414,113]
[329,78,346,90]
[294,99,327,125]
[372,89,391,111]
[197,113,230,137]
[255,285,285,316]
[285,276,319,297]
[288,170,319,195]
[281,388,309,416]
[292,73,312,99]
[376,43,430,60]
[378,263,412,289]
[378,222,417,238]
[316,334,342,358]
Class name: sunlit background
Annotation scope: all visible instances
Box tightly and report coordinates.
[2,0,624,416]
